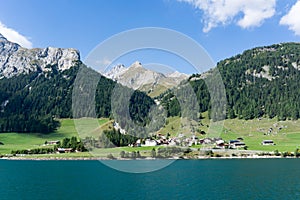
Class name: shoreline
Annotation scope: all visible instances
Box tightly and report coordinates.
[1,155,297,161]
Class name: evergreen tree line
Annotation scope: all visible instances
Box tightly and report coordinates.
[11,136,86,155]
[83,129,138,149]
[11,148,55,155]
[57,136,87,152]
[159,43,300,121]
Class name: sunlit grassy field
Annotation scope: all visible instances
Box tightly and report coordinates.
[0,118,111,154]
[222,118,300,152]
[1,115,300,156]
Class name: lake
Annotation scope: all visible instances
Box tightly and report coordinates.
[0,159,299,199]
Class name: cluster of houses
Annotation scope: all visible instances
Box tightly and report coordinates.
[213,139,246,149]
[199,138,249,149]
[132,134,201,147]
[132,134,248,149]
[131,134,276,149]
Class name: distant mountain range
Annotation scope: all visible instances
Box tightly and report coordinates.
[104,61,188,97]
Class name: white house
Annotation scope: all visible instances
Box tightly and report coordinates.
[143,139,157,147]
[229,140,245,149]
[203,138,212,144]
[216,139,225,146]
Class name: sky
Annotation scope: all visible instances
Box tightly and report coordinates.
[0,0,300,74]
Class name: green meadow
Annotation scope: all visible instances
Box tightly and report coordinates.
[222,118,300,152]
[0,118,110,154]
[1,115,300,156]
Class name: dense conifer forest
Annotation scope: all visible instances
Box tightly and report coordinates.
[159,43,300,121]
[0,62,154,133]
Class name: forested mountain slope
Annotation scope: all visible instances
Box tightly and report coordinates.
[0,62,155,133]
[0,33,155,134]
[159,43,300,121]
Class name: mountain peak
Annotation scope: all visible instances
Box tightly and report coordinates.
[104,64,128,80]
[0,33,6,40]
[104,62,188,96]
[0,33,19,47]
[0,33,80,78]
[130,61,142,68]
[167,71,189,79]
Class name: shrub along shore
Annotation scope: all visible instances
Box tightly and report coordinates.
[2,147,300,160]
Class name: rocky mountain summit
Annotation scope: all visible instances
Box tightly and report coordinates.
[0,33,80,78]
[104,61,188,97]
[104,64,128,80]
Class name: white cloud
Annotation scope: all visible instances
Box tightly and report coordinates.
[178,0,276,32]
[101,58,112,66]
[280,1,300,36]
[95,57,112,66]
[0,21,32,48]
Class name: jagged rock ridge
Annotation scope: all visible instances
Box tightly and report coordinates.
[104,61,188,97]
[0,33,80,78]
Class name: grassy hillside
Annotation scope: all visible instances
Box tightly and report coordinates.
[140,83,168,98]
[0,118,111,154]
[222,118,300,152]
[156,112,300,152]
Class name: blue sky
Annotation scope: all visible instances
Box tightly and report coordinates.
[0,0,300,74]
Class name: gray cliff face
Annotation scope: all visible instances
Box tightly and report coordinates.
[0,33,80,78]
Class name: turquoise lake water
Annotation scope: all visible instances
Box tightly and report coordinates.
[0,159,299,200]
